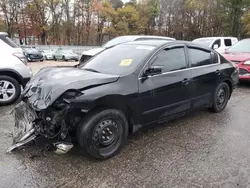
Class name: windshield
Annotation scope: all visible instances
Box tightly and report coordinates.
[103,36,137,48]
[192,38,214,47]
[80,44,156,75]
[227,39,250,53]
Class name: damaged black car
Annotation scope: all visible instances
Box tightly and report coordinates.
[7,40,239,159]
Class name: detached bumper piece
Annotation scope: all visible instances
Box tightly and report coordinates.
[6,102,37,152]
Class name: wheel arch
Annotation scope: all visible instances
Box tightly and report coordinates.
[0,69,24,86]
[221,79,233,98]
[79,95,138,134]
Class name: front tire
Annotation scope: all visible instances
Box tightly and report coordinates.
[209,82,230,113]
[0,76,21,105]
[77,109,128,160]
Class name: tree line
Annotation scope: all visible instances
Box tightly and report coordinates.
[0,0,250,46]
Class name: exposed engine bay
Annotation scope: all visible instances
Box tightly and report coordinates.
[7,100,83,154]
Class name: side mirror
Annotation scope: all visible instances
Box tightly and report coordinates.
[144,65,163,76]
[213,44,219,50]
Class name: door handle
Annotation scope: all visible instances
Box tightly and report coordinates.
[215,70,221,75]
[182,78,190,86]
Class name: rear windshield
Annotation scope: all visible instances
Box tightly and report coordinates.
[0,36,19,48]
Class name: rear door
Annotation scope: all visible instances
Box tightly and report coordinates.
[187,46,221,109]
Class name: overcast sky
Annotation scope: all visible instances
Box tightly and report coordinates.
[122,0,130,3]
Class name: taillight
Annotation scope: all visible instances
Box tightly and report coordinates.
[13,52,27,65]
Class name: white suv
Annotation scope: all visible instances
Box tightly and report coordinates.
[192,37,238,54]
[0,32,33,105]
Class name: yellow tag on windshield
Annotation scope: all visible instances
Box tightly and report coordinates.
[120,59,133,66]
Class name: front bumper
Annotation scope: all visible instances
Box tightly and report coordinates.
[44,55,53,60]
[7,101,74,154]
[6,102,37,152]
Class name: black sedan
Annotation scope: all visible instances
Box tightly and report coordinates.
[22,47,43,62]
[8,40,239,159]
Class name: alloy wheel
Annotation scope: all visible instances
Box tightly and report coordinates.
[0,80,16,102]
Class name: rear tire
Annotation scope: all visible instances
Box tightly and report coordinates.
[77,109,128,160]
[209,82,230,113]
[0,76,21,105]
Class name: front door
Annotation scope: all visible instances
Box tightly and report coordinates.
[138,45,192,125]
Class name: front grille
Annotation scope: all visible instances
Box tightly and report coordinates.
[239,68,249,75]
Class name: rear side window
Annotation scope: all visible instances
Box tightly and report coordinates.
[153,47,187,72]
[0,36,19,48]
[224,39,232,46]
[188,48,212,67]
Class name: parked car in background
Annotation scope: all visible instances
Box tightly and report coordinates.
[192,37,238,54]
[40,49,55,60]
[54,48,79,61]
[79,35,176,64]
[0,32,32,105]
[22,47,44,62]
[8,40,238,159]
[223,39,250,81]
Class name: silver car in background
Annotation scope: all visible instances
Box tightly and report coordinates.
[54,48,79,61]
[40,49,55,60]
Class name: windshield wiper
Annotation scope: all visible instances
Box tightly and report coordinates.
[82,68,100,73]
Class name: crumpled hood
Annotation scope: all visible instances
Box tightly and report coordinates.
[224,52,250,62]
[22,67,119,110]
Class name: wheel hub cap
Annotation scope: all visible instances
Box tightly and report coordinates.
[216,88,226,106]
[93,120,118,147]
[0,81,16,102]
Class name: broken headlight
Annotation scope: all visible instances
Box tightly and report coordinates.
[53,90,83,109]
[63,90,83,100]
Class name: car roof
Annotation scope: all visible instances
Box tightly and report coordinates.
[194,37,238,40]
[115,35,176,41]
[124,40,204,47]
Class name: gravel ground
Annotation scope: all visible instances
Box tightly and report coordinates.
[0,62,250,188]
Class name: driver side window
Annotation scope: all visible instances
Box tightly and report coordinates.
[152,47,187,73]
